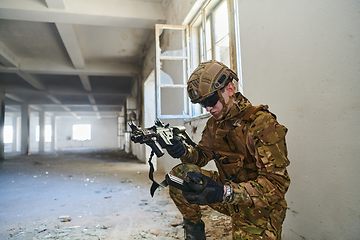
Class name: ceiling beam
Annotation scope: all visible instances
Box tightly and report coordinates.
[16,71,46,91]
[0,41,19,68]
[49,111,121,114]
[88,95,96,104]
[5,105,18,111]
[5,89,127,96]
[45,0,65,9]
[47,94,62,104]
[0,61,139,76]
[0,0,166,29]
[61,105,78,118]
[61,106,71,111]
[79,75,92,91]
[30,105,42,111]
[28,104,122,107]
[56,23,86,69]
[5,93,23,103]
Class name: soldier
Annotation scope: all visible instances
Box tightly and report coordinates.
[165,60,290,240]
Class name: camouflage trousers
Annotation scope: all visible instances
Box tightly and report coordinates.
[168,163,287,240]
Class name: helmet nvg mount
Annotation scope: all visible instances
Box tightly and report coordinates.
[187,60,238,104]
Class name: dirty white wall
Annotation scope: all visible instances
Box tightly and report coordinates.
[143,70,158,168]
[55,117,119,150]
[237,0,360,239]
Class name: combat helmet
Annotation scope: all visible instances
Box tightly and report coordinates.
[187,61,238,119]
[187,60,238,104]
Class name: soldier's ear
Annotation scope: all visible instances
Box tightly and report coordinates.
[225,82,235,96]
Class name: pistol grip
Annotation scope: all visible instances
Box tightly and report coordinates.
[147,140,164,157]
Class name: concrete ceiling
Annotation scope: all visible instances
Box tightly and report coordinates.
[0,0,168,118]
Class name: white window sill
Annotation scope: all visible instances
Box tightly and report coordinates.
[184,113,211,123]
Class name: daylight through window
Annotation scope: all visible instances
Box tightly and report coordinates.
[4,126,13,144]
[36,125,52,142]
[73,124,91,141]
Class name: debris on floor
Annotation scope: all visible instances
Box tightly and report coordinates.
[58,216,72,222]
[0,149,232,240]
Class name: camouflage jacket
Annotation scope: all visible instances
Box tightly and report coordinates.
[181,92,290,208]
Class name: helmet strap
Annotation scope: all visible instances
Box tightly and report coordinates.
[213,90,235,120]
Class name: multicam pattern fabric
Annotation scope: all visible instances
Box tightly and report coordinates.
[170,92,290,239]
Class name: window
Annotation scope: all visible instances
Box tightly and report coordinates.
[189,0,242,117]
[213,1,230,66]
[4,126,13,143]
[191,1,231,65]
[153,0,242,118]
[155,24,190,119]
[36,125,52,142]
[72,124,91,141]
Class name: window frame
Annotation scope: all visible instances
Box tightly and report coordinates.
[155,24,191,119]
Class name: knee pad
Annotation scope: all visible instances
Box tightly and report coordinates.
[169,163,202,179]
[166,163,202,191]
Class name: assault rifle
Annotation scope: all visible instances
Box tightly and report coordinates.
[128,119,197,197]
[128,119,196,157]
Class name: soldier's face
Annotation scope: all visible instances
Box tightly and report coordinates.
[205,83,234,119]
[206,99,223,119]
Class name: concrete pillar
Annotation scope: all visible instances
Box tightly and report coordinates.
[51,115,56,151]
[16,117,21,152]
[12,116,17,152]
[21,104,30,155]
[39,111,45,153]
[0,91,4,160]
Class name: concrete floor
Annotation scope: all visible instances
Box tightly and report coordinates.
[0,149,231,240]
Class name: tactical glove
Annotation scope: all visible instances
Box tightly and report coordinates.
[182,171,224,205]
[166,136,186,158]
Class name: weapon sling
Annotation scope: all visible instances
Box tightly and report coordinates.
[148,150,168,197]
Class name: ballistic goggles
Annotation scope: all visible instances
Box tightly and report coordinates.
[200,91,220,108]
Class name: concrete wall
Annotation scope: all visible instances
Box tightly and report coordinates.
[236,0,360,239]
[55,117,119,150]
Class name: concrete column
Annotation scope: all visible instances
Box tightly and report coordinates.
[51,115,56,151]
[21,104,30,155]
[39,111,45,153]
[16,117,21,152]
[0,91,5,160]
[12,116,17,152]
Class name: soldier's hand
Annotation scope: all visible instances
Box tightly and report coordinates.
[182,172,224,205]
[166,136,186,158]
